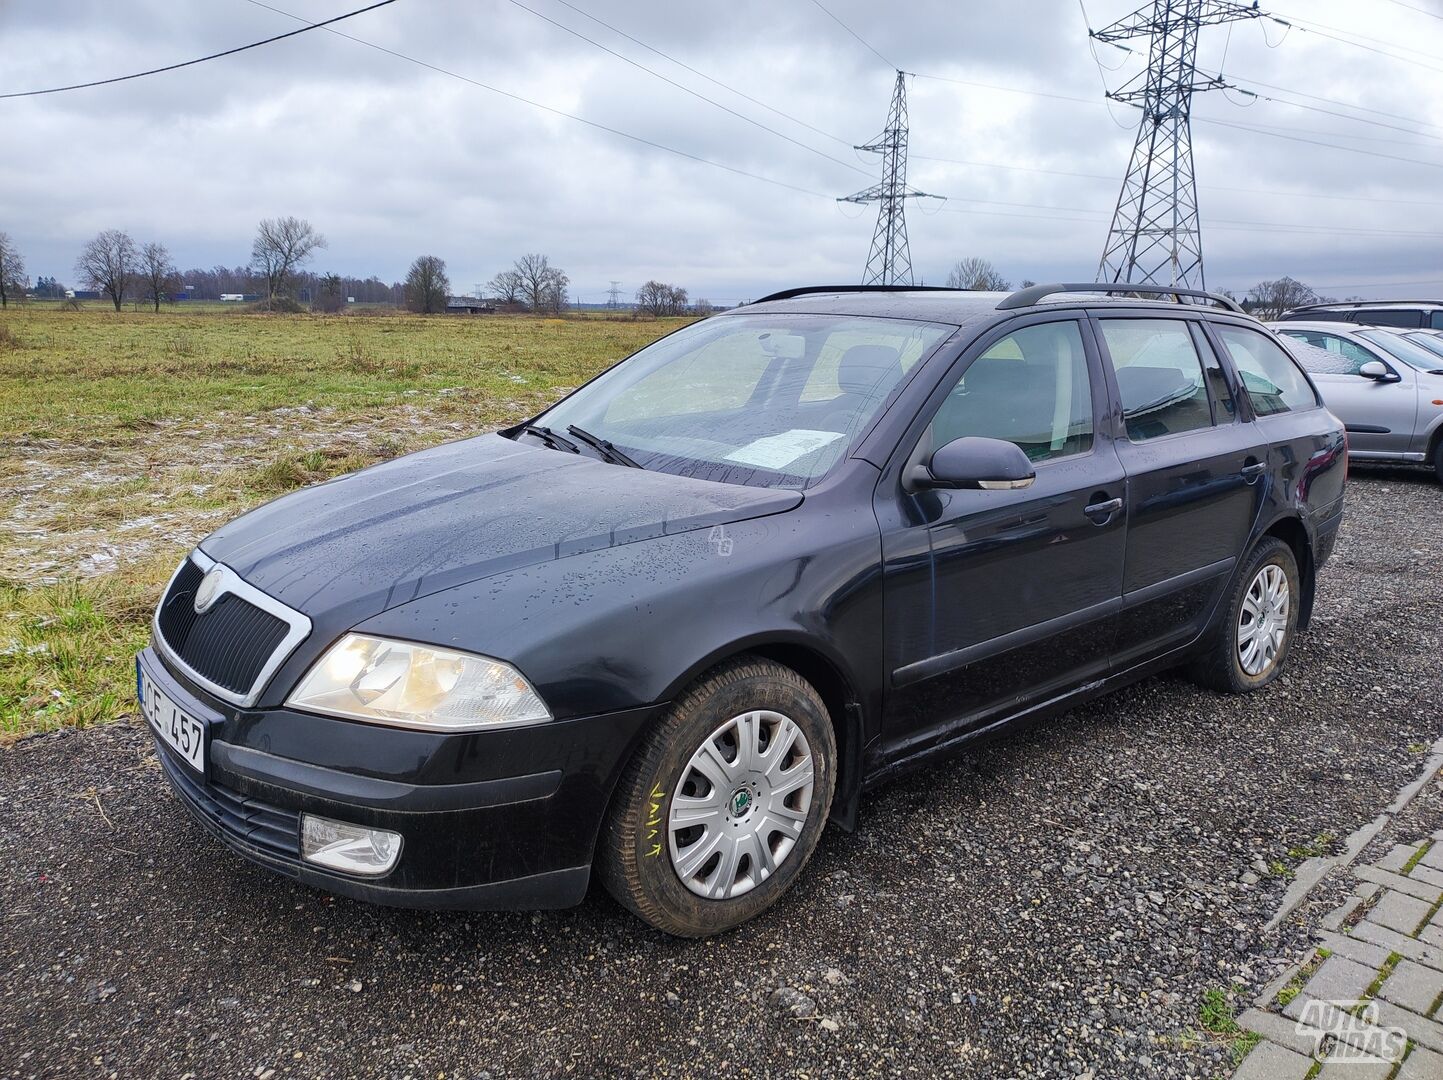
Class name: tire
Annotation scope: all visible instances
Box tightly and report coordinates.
[1434,444,1443,485]
[598,657,837,937]
[1190,536,1301,694]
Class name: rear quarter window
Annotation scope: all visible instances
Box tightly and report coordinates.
[1362,310,1423,328]
[1214,326,1321,417]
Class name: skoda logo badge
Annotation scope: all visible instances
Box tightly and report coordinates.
[193,567,226,615]
[730,789,752,817]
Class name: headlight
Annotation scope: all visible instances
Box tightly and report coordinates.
[286,634,551,731]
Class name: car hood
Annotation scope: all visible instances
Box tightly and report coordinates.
[199,433,801,619]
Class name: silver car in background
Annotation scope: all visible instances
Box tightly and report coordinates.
[1271,320,1443,484]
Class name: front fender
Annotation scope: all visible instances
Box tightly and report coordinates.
[355,501,885,727]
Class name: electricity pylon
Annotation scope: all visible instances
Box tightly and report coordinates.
[840,70,938,286]
[1093,0,1264,289]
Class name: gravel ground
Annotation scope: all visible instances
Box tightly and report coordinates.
[2,469,1440,1080]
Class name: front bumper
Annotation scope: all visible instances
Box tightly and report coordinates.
[138,646,657,910]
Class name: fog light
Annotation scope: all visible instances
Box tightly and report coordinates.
[301,814,402,877]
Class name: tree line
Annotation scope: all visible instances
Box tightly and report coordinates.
[0,228,1345,320]
[1,225,705,318]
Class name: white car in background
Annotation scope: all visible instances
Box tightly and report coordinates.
[1271,321,1443,484]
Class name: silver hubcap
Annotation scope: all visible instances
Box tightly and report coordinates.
[1238,563,1290,677]
[668,710,814,900]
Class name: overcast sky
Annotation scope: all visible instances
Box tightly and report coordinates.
[3,0,1442,304]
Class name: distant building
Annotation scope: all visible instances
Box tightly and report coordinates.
[220,293,245,302]
[446,296,494,315]
[73,290,101,300]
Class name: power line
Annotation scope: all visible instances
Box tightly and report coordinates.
[915,68,1443,161]
[1199,114,1443,172]
[917,65,1443,141]
[911,152,1443,211]
[1380,0,1443,22]
[807,0,897,70]
[505,0,869,177]
[242,0,831,198]
[0,0,398,99]
[1194,67,1443,145]
[239,0,1443,248]
[1264,10,1443,74]
[547,0,851,147]
[1267,7,1443,64]
[1221,70,1443,134]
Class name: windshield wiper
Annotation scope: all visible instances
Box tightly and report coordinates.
[566,425,644,469]
[518,423,580,454]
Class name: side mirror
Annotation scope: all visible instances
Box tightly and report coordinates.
[908,436,1037,492]
[1359,360,1397,382]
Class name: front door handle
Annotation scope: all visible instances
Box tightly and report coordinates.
[1084,496,1123,523]
[1240,462,1267,483]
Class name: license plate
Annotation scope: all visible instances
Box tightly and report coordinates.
[138,663,207,776]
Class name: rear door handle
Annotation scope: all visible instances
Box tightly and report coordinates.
[1084,497,1123,523]
[1240,462,1267,483]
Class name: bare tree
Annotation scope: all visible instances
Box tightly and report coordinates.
[404,255,451,314]
[76,229,137,311]
[635,280,689,317]
[486,268,523,306]
[250,216,327,306]
[693,298,714,316]
[1247,276,1317,321]
[0,232,25,308]
[513,253,569,315]
[945,257,1010,292]
[139,241,178,313]
[315,272,345,313]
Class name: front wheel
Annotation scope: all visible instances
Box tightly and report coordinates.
[1190,536,1301,694]
[598,658,836,937]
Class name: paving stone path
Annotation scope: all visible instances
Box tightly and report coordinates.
[1235,835,1443,1079]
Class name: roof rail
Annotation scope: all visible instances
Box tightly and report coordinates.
[750,284,962,304]
[1288,299,1443,311]
[997,282,1244,314]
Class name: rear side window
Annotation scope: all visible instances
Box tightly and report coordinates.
[1215,326,1320,417]
[1098,319,1214,441]
[1431,312,1443,330]
[1364,310,1423,329]
[929,321,1093,464]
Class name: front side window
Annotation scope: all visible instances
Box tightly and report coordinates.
[1356,328,1443,372]
[1275,329,1378,375]
[1216,326,1320,416]
[928,321,1093,464]
[1099,319,1214,441]
[535,314,955,488]
[1431,312,1443,330]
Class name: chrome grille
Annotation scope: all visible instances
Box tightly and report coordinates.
[152,552,312,707]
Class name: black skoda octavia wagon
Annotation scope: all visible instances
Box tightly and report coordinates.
[138,283,1346,936]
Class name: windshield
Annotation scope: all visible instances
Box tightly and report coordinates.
[531,313,955,488]
[1402,332,1443,363]
[1356,329,1443,371]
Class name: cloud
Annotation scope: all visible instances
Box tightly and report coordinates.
[2,0,1441,302]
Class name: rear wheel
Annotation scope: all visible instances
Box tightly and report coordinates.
[598,658,836,937]
[1190,537,1300,694]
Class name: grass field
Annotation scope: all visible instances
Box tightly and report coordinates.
[0,305,688,741]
